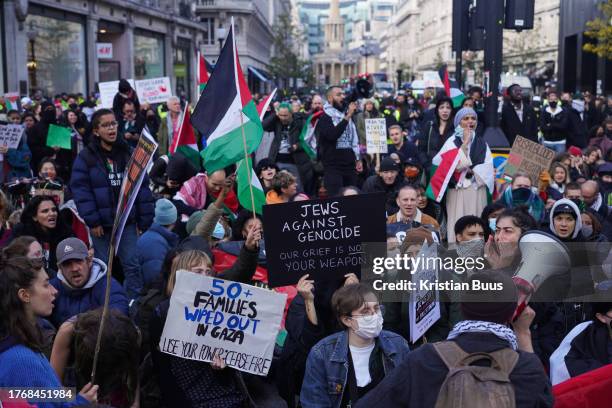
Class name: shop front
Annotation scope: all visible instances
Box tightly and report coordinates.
[134,29,165,80]
[25,5,87,96]
[174,38,192,101]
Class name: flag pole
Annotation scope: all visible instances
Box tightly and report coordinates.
[239,109,257,220]
[90,241,115,383]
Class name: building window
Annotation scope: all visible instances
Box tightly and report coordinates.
[201,18,215,45]
[25,13,86,96]
[174,39,191,100]
[134,31,165,79]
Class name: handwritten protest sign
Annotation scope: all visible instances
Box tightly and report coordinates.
[0,124,24,149]
[111,128,158,252]
[263,193,387,287]
[409,242,441,343]
[159,271,286,376]
[365,118,388,154]
[503,136,555,187]
[98,79,135,108]
[135,77,172,104]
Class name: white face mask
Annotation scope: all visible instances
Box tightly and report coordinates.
[353,312,383,339]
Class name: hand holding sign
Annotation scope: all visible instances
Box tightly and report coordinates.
[0,146,8,154]
[245,223,262,251]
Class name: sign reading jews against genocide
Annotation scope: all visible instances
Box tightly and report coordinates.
[159,271,286,376]
[263,193,387,287]
[365,118,388,154]
[135,77,173,104]
[409,241,441,343]
[503,136,555,187]
[0,124,24,149]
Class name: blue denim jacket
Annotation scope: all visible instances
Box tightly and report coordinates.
[300,330,410,408]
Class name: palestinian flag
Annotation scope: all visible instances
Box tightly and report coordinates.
[169,104,200,170]
[197,52,211,93]
[450,88,465,108]
[4,93,19,110]
[256,88,277,120]
[438,65,451,97]
[298,110,323,160]
[426,147,463,202]
[236,156,266,215]
[191,19,263,174]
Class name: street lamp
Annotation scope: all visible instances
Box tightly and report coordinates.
[26,24,38,89]
[216,26,226,55]
[359,41,373,74]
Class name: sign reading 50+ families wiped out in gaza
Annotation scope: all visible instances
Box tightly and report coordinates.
[263,193,387,287]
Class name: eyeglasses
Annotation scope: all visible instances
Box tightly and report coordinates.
[350,304,385,318]
[99,121,118,129]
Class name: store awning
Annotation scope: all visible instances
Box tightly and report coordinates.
[248,66,269,82]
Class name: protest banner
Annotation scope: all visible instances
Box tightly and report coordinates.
[503,136,555,187]
[365,118,388,154]
[3,92,20,110]
[98,79,135,108]
[159,271,286,376]
[263,193,387,287]
[409,241,441,343]
[46,124,72,150]
[135,77,172,104]
[91,128,157,382]
[0,124,24,149]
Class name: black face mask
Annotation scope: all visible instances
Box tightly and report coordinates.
[570,198,586,212]
[549,101,558,109]
[512,187,532,203]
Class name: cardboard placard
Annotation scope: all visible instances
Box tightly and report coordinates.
[0,124,25,149]
[98,79,135,109]
[135,77,172,104]
[409,242,441,343]
[262,193,387,287]
[503,136,555,187]
[46,125,72,150]
[365,118,388,154]
[159,272,286,376]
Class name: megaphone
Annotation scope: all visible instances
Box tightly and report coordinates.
[346,78,373,105]
[512,230,571,319]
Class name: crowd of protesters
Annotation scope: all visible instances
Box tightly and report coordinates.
[0,79,611,408]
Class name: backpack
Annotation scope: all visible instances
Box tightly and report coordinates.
[433,341,519,408]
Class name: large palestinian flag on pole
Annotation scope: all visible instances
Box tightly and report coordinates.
[191,19,263,174]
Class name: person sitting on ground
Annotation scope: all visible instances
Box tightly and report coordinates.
[387,184,439,231]
[355,272,553,408]
[266,170,298,204]
[0,255,99,407]
[49,237,128,328]
[300,283,411,408]
[362,157,405,215]
[134,199,179,298]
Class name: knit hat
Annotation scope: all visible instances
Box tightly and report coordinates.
[453,107,478,128]
[186,210,205,235]
[154,198,177,225]
[553,203,577,220]
[567,146,582,157]
[380,157,399,172]
[461,272,518,324]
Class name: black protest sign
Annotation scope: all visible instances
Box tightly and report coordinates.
[263,193,387,287]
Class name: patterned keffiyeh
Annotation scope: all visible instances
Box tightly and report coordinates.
[448,320,518,350]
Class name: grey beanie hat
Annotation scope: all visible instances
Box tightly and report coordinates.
[154,198,178,226]
[454,107,478,128]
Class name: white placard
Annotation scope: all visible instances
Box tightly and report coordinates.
[365,118,388,154]
[409,241,441,343]
[98,79,135,109]
[159,272,286,376]
[96,43,113,59]
[0,124,25,149]
[135,77,173,104]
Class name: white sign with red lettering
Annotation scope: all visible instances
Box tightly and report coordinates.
[96,43,113,59]
[135,77,173,104]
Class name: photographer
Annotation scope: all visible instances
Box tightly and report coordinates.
[316,86,361,197]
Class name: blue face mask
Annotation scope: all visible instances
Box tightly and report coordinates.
[212,222,225,240]
[489,218,497,232]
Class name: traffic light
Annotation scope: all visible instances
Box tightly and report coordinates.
[452,0,470,52]
[505,0,535,31]
[468,2,485,51]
